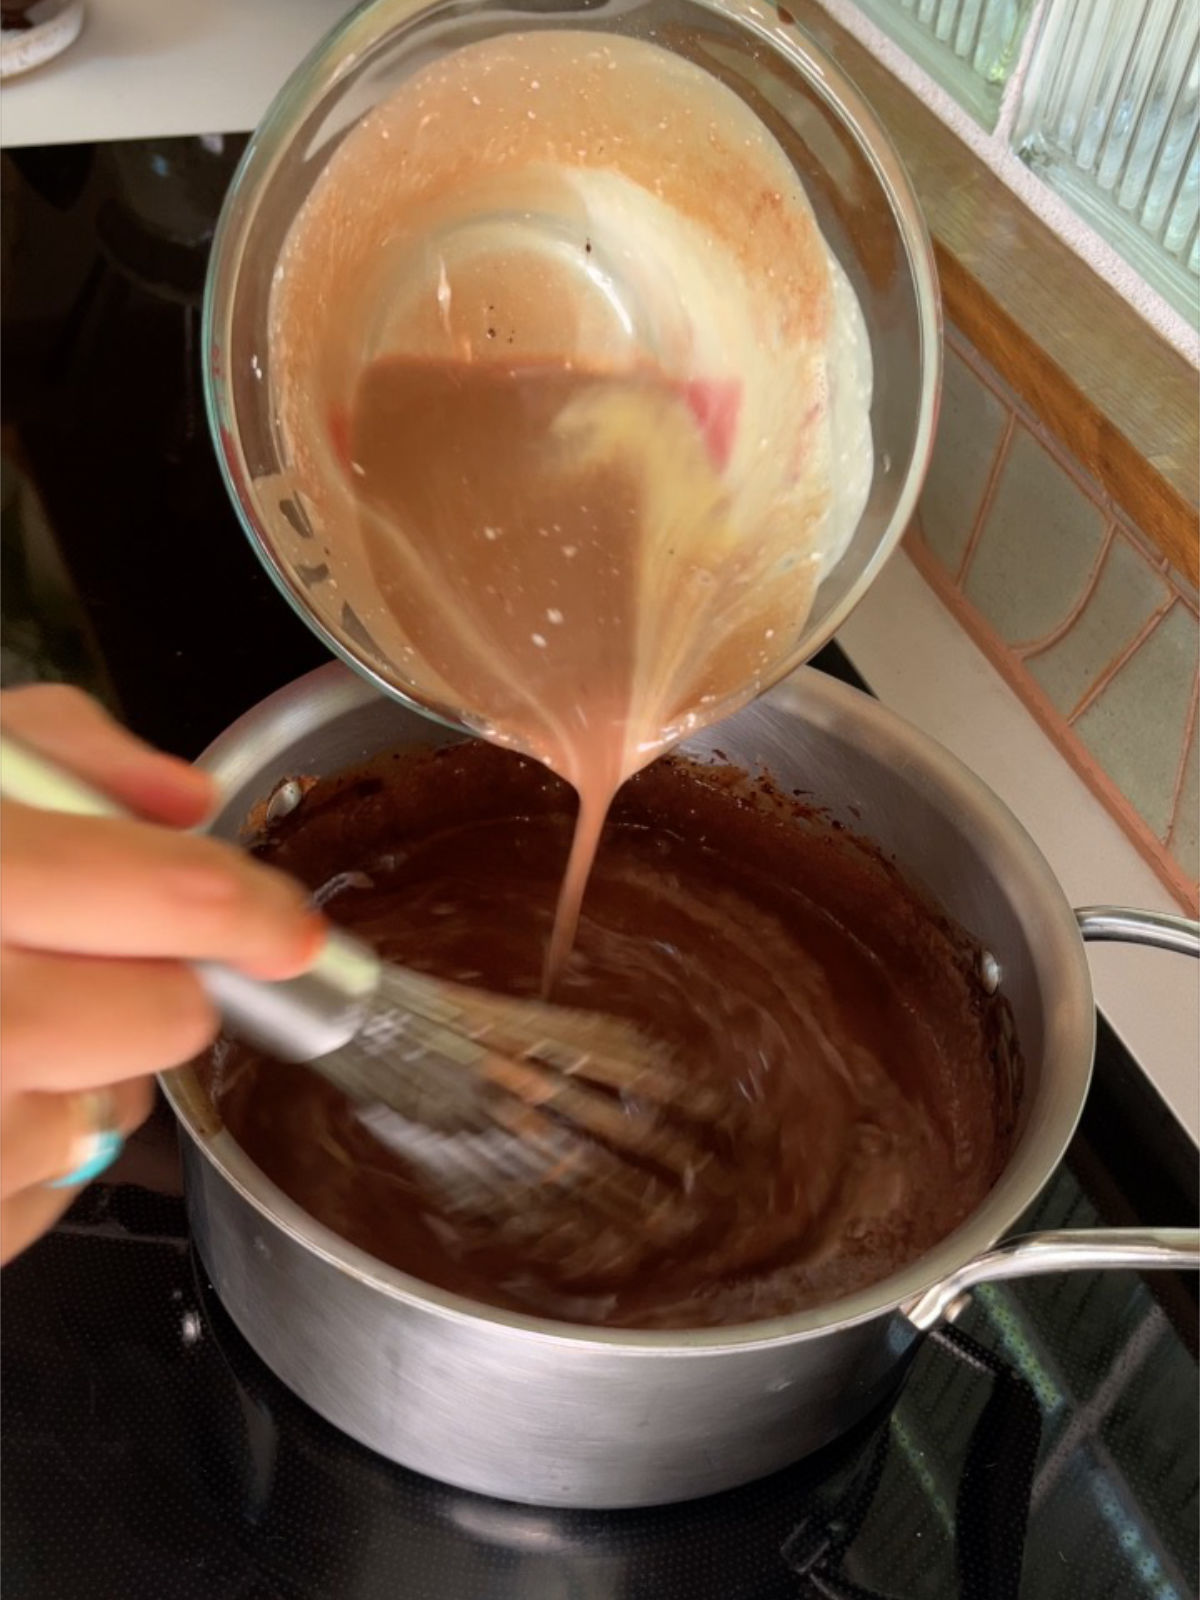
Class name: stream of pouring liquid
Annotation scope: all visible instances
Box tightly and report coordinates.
[347,355,819,991]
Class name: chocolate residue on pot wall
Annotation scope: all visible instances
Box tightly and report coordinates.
[202,742,1022,1330]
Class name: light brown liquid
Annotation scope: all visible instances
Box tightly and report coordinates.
[347,356,821,982]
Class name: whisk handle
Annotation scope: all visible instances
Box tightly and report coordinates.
[0,732,381,1063]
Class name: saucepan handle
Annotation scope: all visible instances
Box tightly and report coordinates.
[904,1228,1200,1331]
[902,908,1200,1331]
[1075,905,1199,956]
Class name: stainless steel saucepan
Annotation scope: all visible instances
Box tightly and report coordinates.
[161,662,1199,1509]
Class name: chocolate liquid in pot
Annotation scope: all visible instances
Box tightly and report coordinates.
[210,746,1021,1330]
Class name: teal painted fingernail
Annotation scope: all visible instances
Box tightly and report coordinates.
[49,1128,124,1189]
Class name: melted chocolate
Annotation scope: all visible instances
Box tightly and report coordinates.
[207,743,1021,1330]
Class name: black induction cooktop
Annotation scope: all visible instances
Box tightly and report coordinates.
[2,136,1197,1600]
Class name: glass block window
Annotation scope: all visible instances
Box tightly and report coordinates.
[1014,0,1199,323]
[851,0,1036,127]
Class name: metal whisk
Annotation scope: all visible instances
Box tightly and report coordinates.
[0,734,723,1219]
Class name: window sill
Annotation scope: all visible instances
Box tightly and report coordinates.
[791,1,1198,589]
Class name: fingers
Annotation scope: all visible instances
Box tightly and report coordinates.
[1,804,324,979]
[0,684,215,828]
[0,1078,154,1265]
[2,1186,77,1265]
[0,1078,153,1195]
[1,949,220,1093]
[0,687,258,1267]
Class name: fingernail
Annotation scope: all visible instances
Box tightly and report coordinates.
[170,861,242,903]
[242,912,328,981]
[121,759,218,829]
[179,766,220,827]
[294,912,329,971]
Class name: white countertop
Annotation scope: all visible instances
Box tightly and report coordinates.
[839,552,1199,1144]
[0,0,347,149]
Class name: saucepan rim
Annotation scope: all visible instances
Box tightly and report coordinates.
[161,661,1097,1353]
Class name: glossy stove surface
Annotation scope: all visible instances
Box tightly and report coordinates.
[2,1094,1196,1600]
[1,136,1197,1600]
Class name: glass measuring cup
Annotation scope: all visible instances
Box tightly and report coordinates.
[203,0,941,744]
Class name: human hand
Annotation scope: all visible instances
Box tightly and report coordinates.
[0,686,323,1262]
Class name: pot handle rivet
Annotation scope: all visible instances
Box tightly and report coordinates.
[266,777,306,823]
